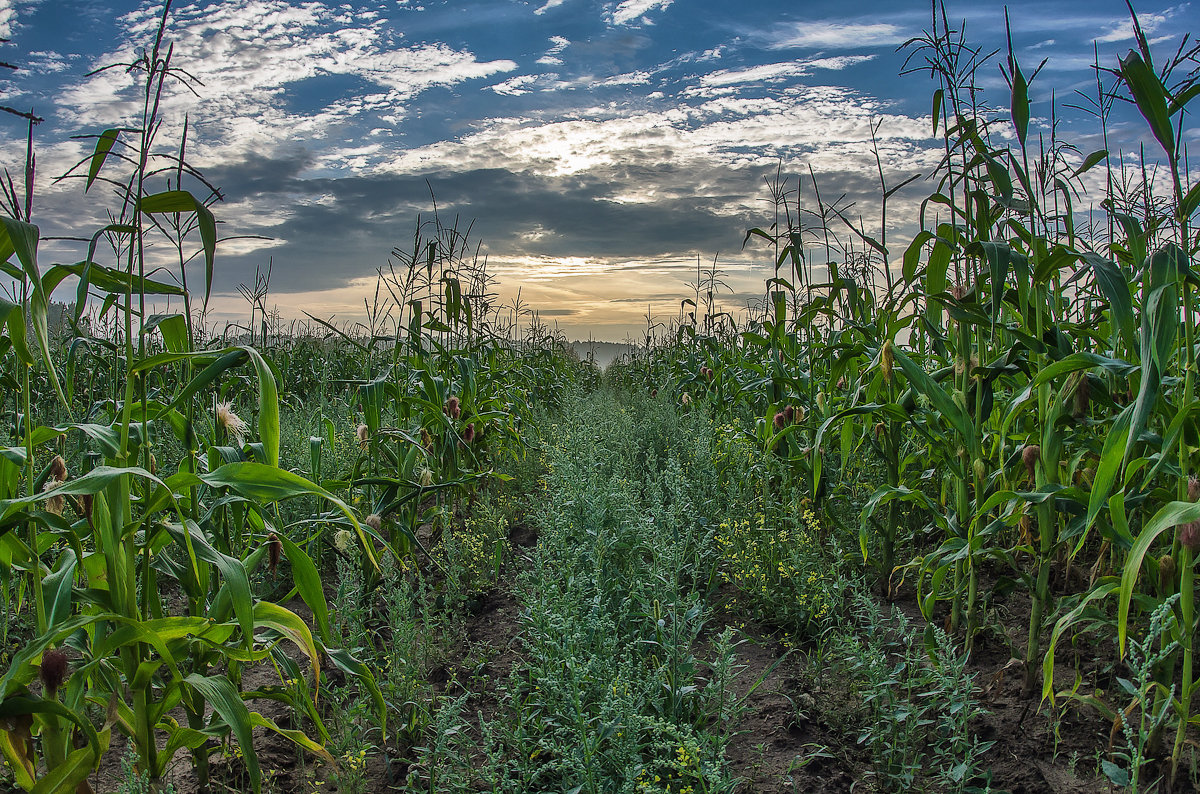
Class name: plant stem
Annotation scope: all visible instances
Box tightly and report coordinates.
[1172,547,1194,783]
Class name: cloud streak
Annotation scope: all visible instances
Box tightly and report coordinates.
[610,0,675,26]
[766,21,907,49]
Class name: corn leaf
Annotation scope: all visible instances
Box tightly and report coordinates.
[140,190,217,308]
[0,296,32,365]
[195,462,378,572]
[184,674,261,793]
[1119,50,1175,158]
[0,217,67,410]
[277,534,330,643]
[1118,501,1200,655]
[85,129,121,191]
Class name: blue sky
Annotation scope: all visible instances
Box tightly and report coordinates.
[0,0,1195,339]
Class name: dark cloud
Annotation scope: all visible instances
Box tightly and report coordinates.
[180,145,937,300]
[193,159,761,291]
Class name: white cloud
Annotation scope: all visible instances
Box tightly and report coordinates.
[598,70,651,86]
[610,0,673,26]
[0,0,15,39]
[698,96,787,116]
[701,62,811,87]
[1094,7,1179,43]
[490,73,542,95]
[58,0,516,164]
[383,82,934,184]
[534,0,569,15]
[698,55,873,89]
[537,34,570,64]
[767,21,905,49]
[806,54,876,70]
[315,142,383,173]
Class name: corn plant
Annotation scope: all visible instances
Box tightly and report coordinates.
[0,5,385,791]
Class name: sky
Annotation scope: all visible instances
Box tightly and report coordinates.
[0,0,1195,340]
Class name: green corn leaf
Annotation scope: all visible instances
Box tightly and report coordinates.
[1144,245,1185,366]
[1042,580,1118,703]
[890,347,975,454]
[902,230,933,283]
[195,462,378,572]
[926,237,952,297]
[983,153,1013,203]
[144,313,190,354]
[0,716,35,789]
[308,437,322,481]
[1086,403,1133,532]
[1168,82,1200,116]
[244,347,280,466]
[1073,149,1109,177]
[1181,181,1200,222]
[252,601,320,685]
[1032,352,1136,388]
[0,465,168,527]
[277,534,330,643]
[1119,50,1175,159]
[325,647,386,738]
[42,548,77,629]
[1141,400,1200,487]
[1118,500,1200,655]
[1111,211,1146,269]
[85,129,121,191]
[158,519,254,648]
[0,693,103,764]
[134,346,278,465]
[812,403,898,498]
[966,241,1019,323]
[1105,491,1136,550]
[1079,253,1136,353]
[199,462,338,505]
[0,296,32,365]
[75,224,136,323]
[92,617,217,680]
[919,563,952,621]
[1010,59,1030,147]
[0,217,67,410]
[30,739,107,794]
[140,190,217,308]
[141,348,245,407]
[184,674,261,793]
[861,485,951,543]
[248,711,334,765]
[159,724,216,770]
[302,312,370,352]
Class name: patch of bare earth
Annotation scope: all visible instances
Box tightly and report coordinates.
[714,580,1119,794]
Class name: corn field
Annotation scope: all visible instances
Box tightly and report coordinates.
[2,2,1200,793]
